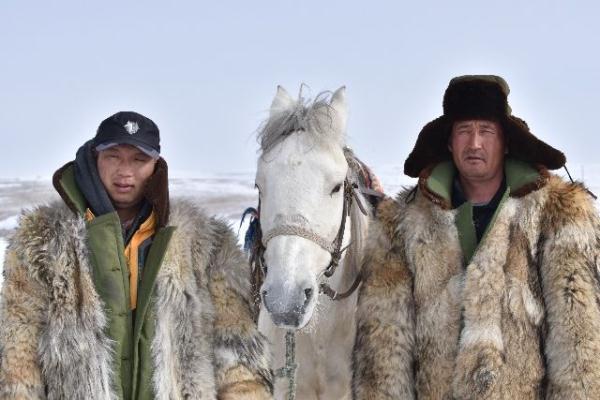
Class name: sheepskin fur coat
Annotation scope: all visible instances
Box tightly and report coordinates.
[352,165,600,399]
[0,199,272,399]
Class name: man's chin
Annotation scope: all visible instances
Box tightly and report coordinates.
[109,195,144,211]
[459,168,490,181]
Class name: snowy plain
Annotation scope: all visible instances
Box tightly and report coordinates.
[0,164,598,288]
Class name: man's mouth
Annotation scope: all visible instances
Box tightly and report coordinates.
[114,182,134,193]
[465,155,485,163]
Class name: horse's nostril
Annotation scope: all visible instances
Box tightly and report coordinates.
[304,288,314,304]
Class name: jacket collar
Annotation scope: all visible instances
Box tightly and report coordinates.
[53,162,88,215]
[418,158,549,210]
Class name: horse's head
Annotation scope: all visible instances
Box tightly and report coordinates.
[255,85,352,329]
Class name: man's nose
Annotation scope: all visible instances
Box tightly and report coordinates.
[117,161,134,176]
[468,131,483,148]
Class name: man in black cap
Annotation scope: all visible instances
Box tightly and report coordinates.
[0,111,272,399]
[352,76,600,399]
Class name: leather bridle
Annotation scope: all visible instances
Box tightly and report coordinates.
[247,178,368,320]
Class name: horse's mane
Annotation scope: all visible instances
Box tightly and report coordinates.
[257,91,342,155]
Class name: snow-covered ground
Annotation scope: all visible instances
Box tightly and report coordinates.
[0,215,18,230]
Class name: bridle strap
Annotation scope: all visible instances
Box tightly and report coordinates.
[249,207,265,321]
[248,178,367,316]
[319,273,363,301]
[318,179,366,300]
[262,225,336,253]
[260,179,357,256]
[323,179,354,277]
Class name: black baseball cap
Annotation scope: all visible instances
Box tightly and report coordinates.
[93,111,160,159]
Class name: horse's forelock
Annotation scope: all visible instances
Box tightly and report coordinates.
[258,91,343,155]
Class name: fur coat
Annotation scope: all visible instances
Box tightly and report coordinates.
[352,170,600,399]
[0,199,272,400]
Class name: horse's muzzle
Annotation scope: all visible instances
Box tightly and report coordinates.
[262,285,314,328]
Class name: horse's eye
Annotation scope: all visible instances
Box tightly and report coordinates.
[330,183,343,195]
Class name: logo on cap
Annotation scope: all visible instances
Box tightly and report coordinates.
[124,121,139,135]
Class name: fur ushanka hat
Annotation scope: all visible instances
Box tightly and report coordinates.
[403,75,566,178]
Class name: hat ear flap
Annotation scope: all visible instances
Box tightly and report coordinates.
[504,117,566,169]
[404,117,452,178]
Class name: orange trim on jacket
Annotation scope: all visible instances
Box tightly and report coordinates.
[85,208,157,309]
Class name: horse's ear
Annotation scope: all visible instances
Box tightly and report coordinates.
[330,86,348,135]
[270,86,295,116]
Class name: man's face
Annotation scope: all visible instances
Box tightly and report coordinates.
[96,144,157,211]
[449,120,506,182]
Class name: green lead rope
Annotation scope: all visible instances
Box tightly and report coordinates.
[274,331,298,400]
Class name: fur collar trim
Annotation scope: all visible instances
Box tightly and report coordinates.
[418,159,550,210]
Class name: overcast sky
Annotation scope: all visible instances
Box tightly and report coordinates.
[1,0,599,179]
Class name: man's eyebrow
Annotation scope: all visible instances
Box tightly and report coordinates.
[455,122,472,129]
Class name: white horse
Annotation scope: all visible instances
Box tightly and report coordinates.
[248,86,377,399]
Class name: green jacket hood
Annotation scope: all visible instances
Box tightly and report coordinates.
[52,158,171,228]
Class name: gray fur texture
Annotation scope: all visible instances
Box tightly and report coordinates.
[0,199,272,399]
[353,174,600,399]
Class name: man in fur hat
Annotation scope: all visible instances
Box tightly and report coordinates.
[352,76,600,399]
[0,111,272,399]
